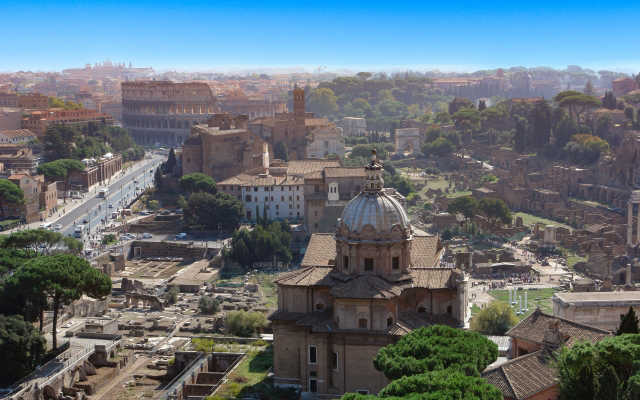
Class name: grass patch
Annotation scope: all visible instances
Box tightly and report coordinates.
[489,288,556,321]
[567,255,588,269]
[514,212,574,233]
[216,347,294,399]
[471,304,481,316]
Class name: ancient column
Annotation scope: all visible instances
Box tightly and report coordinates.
[629,202,634,245]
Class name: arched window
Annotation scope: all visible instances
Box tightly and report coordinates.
[315,299,325,310]
[417,302,427,313]
[387,313,394,327]
[357,312,368,329]
[245,195,252,202]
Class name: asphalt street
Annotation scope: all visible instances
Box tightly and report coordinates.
[48,154,164,239]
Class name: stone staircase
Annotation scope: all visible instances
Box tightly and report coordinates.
[317,205,345,233]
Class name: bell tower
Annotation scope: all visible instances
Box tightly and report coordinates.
[293,84,305,150]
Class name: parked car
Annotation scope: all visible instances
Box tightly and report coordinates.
[72,195,82,199]
[83,218,89,223]
[134,179,139,183]
[175,233,187,239]
[142,233,153,239]
[140,211,149,215]
[160,210,171,215]
[108,204,113,208]
[174,209,183,214]
[54,224,62,230]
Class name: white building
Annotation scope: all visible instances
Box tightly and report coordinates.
[273,74,290,85]
[0,129,36,144]
[306,127,346,158]
[341,117,367,137]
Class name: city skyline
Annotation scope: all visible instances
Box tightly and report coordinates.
[2,0,640,73]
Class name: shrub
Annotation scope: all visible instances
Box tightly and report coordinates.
[167,287,179,304]
[226,310,268,337]
[198,296,221,314]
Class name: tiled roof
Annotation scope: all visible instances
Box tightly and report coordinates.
[0,129,35,138]
[482,350,557,400]
[294,307,334,327]
[273,266,334,287]
[506,309,612,347]
[267,310,306,321]
[305,118,327,126]
[410,268,456,289]
[398,311,459,329]
[303,171,323,180]
[300,234,336,267]
[410,235,443,268]
[323,167,367,178]
[330,274,406,299]
[306,192,328,201]
[287,160,339,176]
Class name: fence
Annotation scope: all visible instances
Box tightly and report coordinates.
[206,351,247,398]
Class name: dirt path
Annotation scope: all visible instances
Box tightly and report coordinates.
[93,316,190,399]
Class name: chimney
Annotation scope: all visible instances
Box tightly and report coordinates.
[543,319,563,349]
[262,143,269,175]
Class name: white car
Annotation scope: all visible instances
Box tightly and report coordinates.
[142,233,153,239]
[54,224,62,230]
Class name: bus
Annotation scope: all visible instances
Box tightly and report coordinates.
[74,225,85,238]
[99,188,109,198]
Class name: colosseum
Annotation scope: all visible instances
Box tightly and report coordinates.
[121,81,219,145]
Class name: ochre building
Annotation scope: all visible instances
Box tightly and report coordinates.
[269,153,469,397]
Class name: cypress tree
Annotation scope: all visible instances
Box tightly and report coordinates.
[514,117,527,154]
[595,365,619,400]
[255,205,260,224]
[616,306,640,335]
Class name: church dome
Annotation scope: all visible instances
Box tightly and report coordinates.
[338,150,409,239]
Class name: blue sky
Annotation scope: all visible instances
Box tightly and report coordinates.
[2,0,639,73]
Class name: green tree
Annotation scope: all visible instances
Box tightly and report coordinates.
[448,97,474,115]
[531,99,552,148]
[164,147,177,174]
[198,296,220,314]
[183,192,244,229]
[555,115,580,147]
[421,137,456,157]
[353,98,372,111]
[11,254,111,350]
[49,97,65,108]
[38,159,85,204]
[0,180,24,220]
[167,287,179,304]
[389,121,398,142]
[478,99,487,111]
[42,124,80,160]
[178,173,217,194]
[616,306,639,335]
[343,325,501,399]
[231,237,250,268]
[477,198,512,225]
[447,195,477,219]
[596,114,612,139]
[307,88,339,117]
[226,310,268,337]
[148,200,159,210]
[434,111,452,124]
[177,194,187,210]
[154,167,163,188]
[383,172,415,197]
[357,72,373,81]
[625,105,636,121]
[554,91,601,127]
[5,229,82,258]
[0,315,47,385]
[470,301,519,335]
[274,141,290,162]
[514,117,527,154]
[584,80,595,96]
[595,365,620,400]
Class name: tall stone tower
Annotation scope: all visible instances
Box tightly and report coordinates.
[293,84,306,152]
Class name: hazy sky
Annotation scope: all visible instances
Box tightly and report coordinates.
[2,0,640,73]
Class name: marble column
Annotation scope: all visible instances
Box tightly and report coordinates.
[629,202,634,245]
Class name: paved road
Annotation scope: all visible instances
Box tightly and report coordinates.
[52,155,164,240]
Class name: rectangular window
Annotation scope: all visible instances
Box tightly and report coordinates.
[365,258,374,271]
[271,187,274,191]
[281,196,284,201]
[357,390,369,395]
[253,187,258,192]
[297,204,300,209]
[314,223,318,228]
[309,346,317,364]
[332,351,339,371]
[271,197,274,201]
[230,186,234,191]
[392,257,400,270]
[315,211,318,216]
[276,212,279,216]
[289,196,292,201]
[222,186,226,190]
[281,187,284,191]
[343,256,349,270]
[265,205,269,210]
[297,196,299,201]
[265,187,269,191]
[289,204,292,209]
[297,212,300,216]
[276,205,279,209]
[315,186,319,192]
[356,185,360,191]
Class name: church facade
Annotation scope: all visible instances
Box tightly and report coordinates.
[269,152,469,397]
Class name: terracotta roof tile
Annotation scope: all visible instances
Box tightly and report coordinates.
[267,310,306,321]
[300,234,336,267]
[273,266,335,287]
[410,268,456,289]
[410,235,443,268]
[294,307,334,327]
[506,309,612,347]
[323,167,367,178]
[330,275,406,299]
[286,160,339,176]
[482,350,557,400]
[0,129,35,138]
